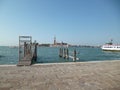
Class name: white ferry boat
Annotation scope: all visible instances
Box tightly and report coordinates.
[101,40,120,51]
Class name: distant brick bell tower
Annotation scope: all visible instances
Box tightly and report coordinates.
[54,36,56,45]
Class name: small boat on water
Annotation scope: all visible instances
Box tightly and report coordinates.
[101,40,120,51]
[8,46,18,48]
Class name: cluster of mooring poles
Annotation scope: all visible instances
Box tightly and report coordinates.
[59,48,79,62]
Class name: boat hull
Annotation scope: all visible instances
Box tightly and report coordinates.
[102,49,120,52]
[101,45,120,51]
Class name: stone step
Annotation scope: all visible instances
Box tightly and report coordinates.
[17,60,32,66]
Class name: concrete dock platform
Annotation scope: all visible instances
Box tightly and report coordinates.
[0,60,120,90]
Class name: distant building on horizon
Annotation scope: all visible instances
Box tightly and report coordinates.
[51,36,69,47]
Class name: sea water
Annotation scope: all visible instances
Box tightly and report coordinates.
[0,46,120,64]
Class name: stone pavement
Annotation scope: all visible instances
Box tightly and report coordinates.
[0,60,120,90]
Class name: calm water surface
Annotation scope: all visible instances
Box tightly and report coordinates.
[0,46,120,64]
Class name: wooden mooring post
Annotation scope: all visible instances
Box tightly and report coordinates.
[66,48,69,59]
[73,49,76,62]
[63,48,66,59]
[32,43,37,61]
[59,48,62,57]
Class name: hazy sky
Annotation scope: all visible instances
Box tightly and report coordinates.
[0,0,120,46]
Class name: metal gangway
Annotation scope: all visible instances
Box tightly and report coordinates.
[17,36,37,66]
